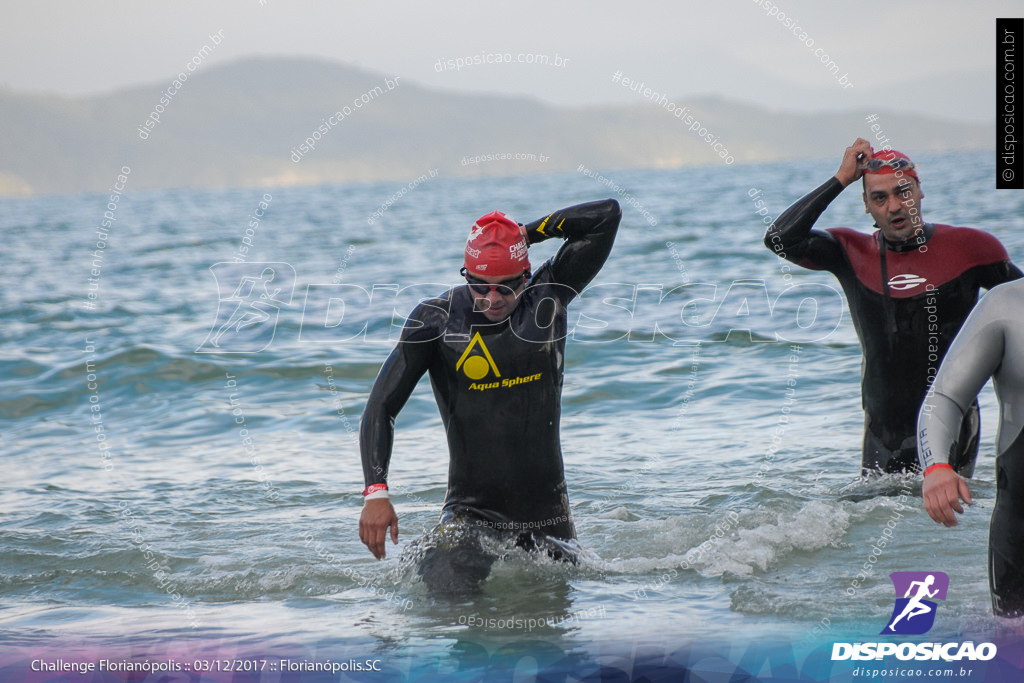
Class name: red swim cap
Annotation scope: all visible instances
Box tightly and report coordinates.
[463,210,530,278]
[865,149,919,182]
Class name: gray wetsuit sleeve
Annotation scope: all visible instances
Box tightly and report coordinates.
[917,282,1024,468]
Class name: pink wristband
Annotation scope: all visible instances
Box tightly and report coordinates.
[924,463,954,477]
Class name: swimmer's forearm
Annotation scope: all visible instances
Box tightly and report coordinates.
[360,364,401,490]
[523,198,621,245]
[526,199,621,294]
[359,404,395,490]
[766,177,843,251]
[360,331,434,492]
[917,390,966,470]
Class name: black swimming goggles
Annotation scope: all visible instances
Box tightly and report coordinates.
[460,267,529,295]
[860,157,916,173]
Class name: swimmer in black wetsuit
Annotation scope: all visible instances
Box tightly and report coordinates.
[918,280,1024,616]
[766,139,1021,476]
[358,199,621,592]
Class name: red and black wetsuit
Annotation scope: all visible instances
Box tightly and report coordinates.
[767,177,1021,475]
[360,199,621,544]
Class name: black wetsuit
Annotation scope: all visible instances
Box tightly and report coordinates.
[918,280,1024,616]
[360,199,621,552]
[768,177,1021,475]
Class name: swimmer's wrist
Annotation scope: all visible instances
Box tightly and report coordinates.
[924,463,954,477]
[363,483,389,501]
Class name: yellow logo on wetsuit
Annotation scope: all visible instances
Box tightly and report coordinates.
[456,332,501,380]
[455,332,543,390]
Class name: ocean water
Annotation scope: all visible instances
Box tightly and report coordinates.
[3,150,1024,679]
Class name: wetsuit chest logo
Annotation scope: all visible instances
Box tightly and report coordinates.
[887,273,928,291]
[455,332,501,380]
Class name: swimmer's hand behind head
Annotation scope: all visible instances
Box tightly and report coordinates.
[834,138,874,188]
[360,499,399,559]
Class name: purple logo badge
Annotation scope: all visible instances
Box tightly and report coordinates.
[880,571,949,635]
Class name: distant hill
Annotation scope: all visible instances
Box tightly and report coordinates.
[0,56,994,197]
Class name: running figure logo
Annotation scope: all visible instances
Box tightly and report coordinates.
[881,571,949,635]
[197,262,296,353]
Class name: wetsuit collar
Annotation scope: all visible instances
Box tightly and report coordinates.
[875,223,935,253]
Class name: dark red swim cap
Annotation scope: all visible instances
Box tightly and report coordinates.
[463,210,530,278]
[864,149,919,182]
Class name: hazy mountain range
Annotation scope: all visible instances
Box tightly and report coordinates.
[0,57,994,197]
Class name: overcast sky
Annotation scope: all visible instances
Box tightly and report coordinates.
[1,1,1013,122]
